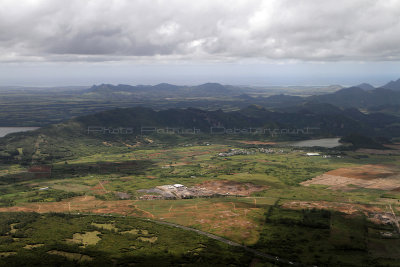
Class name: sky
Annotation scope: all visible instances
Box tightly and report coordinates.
[1,0,400,87]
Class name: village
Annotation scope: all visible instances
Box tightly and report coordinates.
[217,148,342,158]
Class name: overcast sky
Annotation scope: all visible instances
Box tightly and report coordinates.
[1,0,400,86]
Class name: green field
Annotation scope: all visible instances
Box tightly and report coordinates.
[0,212,255,266]
[0,133,399,266]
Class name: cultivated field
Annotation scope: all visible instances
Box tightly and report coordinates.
[302,164,400,191]
[1,135,400,266]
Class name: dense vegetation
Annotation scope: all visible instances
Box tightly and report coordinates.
[1,102,399,167]
[255,207,400,266]
[0,80,400,266]
[0,212,254,266]
[1,79,400,127]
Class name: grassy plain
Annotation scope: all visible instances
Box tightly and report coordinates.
[0,212,253,266]
[0,133,400,265]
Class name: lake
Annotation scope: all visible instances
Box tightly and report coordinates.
[0,127,40,137]
[289,138,341,148]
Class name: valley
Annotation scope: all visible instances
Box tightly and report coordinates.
[0,127,399,266]
[3,1,400,266]
[1,81,400,266]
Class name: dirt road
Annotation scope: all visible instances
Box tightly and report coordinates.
[69,212,302,266]
[389,204,400,233]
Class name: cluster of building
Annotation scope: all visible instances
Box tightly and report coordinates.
[218,149,255,157]
[304,152,343,158]
[258,148,275,154]
[138,183,218,200]
[218,148,287,157]
[259,148,285,154]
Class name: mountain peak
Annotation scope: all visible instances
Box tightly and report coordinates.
[381,78,400,91]
[356,83,375,91]
[195,83,225,89]
[153,83,180,90]
[335,86,365,94]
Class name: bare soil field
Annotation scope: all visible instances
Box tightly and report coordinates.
[196,180,268,196]
[355,142,400,155]
[0,196,150,217]
[282,200,400,227]
[302,164,400,191]
[158,201,261,244]
[90,181,109,194]
[139,180,268,199]
[282,200,382,215]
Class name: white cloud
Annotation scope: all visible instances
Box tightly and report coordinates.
[1,0,400,63]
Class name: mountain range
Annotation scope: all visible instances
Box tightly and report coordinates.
[72,104,400,138]
[381,78,400,91]
[83,79,400,111]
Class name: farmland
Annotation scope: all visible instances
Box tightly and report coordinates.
[0,130,399,265]
[3,0,400,265]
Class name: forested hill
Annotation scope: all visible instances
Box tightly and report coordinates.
[308,87,400,108]
[381,78,400,91]
[1,105,399,165]
[2,79,400,127]
[83,81,400,111]
[73,105,400,137]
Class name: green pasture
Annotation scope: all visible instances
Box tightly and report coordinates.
[0,212,253,266]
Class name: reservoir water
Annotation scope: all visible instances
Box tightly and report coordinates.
[289,138,341,148]
[0,127,40,138]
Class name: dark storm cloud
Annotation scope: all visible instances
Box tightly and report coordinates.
[1,0,400,62]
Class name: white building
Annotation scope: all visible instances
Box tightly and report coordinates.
[306,153,320,156]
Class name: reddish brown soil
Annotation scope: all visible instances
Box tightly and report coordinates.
[302,164,400,191]
[195,180,268,196]
[0,196,152,217]
[282,200,382,215]
[326,165,395,180]
[0,195,263,244]
[158,201,261,243]
[90,181,109,194]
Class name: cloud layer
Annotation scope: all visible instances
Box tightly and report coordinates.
[1,0,400,63]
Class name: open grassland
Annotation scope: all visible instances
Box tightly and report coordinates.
[0,212,254,266]
[2,141,399,206]
[1,135,400,265]
[0,196,275,245]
